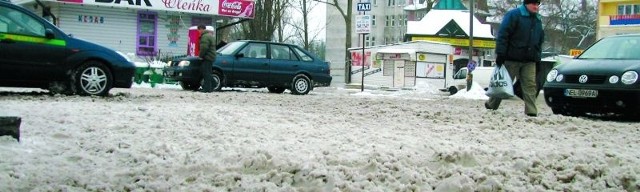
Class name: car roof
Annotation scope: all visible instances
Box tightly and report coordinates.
[235,40,298,47]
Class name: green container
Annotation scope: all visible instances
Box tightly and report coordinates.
[134,67,167,87]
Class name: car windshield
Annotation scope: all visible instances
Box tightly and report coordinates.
[578,36,640,60]
[218,41,247,55]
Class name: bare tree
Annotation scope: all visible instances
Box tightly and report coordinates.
[313,0,352,83]
[240,0,289,41]
[287,0,325,50]
[489,0,597,54]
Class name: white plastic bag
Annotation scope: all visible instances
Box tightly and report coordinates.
[485,65,514,99]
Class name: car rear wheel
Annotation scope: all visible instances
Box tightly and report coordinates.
[180,81,200,91]
[211,72,223,91]
[73,61,112,96]
[290,74,311,95]
[267,87,286,94]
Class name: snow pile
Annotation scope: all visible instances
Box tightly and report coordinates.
[449,81,490,100]
[1,87,639,191]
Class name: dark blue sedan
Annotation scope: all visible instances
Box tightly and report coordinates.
[164,40,332,95]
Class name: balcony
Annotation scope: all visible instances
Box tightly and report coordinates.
[610,14,640,25]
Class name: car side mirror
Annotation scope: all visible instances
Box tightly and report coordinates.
[235,53,244,58]
[45,29,55,39]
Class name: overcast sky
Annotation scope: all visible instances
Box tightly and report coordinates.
[287,1,327,41]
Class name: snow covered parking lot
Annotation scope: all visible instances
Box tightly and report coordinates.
[1,84,639,191]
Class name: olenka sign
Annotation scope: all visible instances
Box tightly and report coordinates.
[54,0,256,19]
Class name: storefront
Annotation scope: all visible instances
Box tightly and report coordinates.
[348,41,453,89]
[13,0,254,60]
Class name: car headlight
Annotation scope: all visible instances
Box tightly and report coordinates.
[621,71,638,85]
[609,75,619,84]
[177,60,190,67]
[546,69,558,82]
[166,61,172,67]
[556,74,564,82]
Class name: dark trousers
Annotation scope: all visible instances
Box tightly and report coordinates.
[200,60,213,92]
[486,60,538,115]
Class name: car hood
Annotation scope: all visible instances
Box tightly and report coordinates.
[68,37,129,62]
[556,59,640,75]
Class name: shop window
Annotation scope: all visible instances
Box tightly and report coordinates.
[137,11,157,56]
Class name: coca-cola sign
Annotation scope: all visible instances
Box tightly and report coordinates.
[218,0,255,19]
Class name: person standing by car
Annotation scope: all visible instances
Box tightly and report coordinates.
[197,25,216,93]
[485,0,544,117]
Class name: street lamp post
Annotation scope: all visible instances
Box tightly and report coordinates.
[466,0,475,91]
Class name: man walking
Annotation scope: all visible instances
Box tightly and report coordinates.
[485,0,545,117]
[197,25,216,93]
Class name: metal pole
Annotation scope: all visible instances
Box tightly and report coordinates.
[466,0,475,91]
[361,34,365,92]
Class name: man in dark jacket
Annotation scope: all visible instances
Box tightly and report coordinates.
[197,25,216,93]
[485,0,544,117]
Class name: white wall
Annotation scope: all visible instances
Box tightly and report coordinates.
[35,3,199,62]
[57,4,138,55]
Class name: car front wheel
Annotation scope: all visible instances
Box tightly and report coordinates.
[290,74,312,95]
[180,81,200,91]
[211,72,223,91]
[73,61,112,96]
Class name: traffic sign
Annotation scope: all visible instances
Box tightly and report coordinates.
[355,15,371,34]
[357,3,371,11]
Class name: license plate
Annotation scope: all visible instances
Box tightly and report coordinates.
[564,89,598,98]
[165,70,174,76]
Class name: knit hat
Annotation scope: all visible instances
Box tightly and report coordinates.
[523,0,540,4]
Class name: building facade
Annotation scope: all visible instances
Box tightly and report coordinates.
[12,0,255,61]
[598,0,640,39]
[325,0,491,84]
[325,0,414,84]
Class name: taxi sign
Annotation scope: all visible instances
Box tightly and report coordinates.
[357,3,371,11]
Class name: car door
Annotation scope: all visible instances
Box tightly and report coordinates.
[268,44,301,85]
[233,42,269,84]
[0,5,69,82]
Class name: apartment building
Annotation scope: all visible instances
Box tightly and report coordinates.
[598,0,640,39]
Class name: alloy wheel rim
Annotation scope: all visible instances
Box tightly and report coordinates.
[295,78,308,92]
[80,67,107,94]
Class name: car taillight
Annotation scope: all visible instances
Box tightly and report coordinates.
[326,62,331,74]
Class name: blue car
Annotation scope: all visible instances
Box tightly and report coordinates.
[164,40,332,95]
[0,1,135,96]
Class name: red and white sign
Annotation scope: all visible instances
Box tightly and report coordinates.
[218,0,255,19]
[187,29,200,56]
[350,51,371,66]
[55,0,255,18]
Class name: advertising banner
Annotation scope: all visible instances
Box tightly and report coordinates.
[218,0,255,18]
[350,51,371,66]
[53,0,255,19]
[187,29,200,56]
